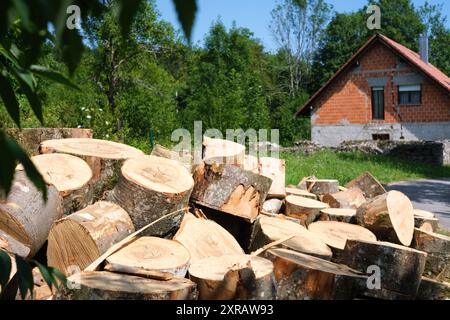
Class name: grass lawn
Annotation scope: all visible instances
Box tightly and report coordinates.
[283,150,450,186]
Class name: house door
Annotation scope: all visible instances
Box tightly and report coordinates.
[371,87,384,120]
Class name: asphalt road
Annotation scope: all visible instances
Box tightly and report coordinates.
[386,178,450,230]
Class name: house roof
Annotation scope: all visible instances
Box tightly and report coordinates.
[295,33,450,117]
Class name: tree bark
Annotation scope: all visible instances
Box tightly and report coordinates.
[306,179,339,195]
[416,277,450,300]
[151,144,193,173]
[345,172,386,199]
[318,208,357,223]
[285,187,317,200]
[413,209,439,232]
[285,195,328,226]
[321,187,366,209]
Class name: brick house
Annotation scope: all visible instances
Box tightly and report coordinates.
[296,33,450,146]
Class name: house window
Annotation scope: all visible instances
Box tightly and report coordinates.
[372,134,390,141]
[398,84,421,105]
[371,87,384,120]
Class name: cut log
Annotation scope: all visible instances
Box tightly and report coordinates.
[151,144,193,173]
[412,228,449,281]
[188,254,275,300]
[335,239,427,297]
[173,213,244,263]
[264,248,366,300]
[285,195,329,226]
[191,161,272,222]
[306,179,339,195]
[308,221,377,250]
[203,137,245,167]
[112,155,194,234]
[243,155,259,174]
[297,176,317,190]
[47,201,134,274]
[285,187,317,199]
[416,277,450,300]
[40,138,144,200]
[105,236,190,277]
[0,229,31,257]
[355,190,414,246]
[321,187,366,209]
[6,127,92,156]
[17,153,93,215]
[262,198,283,214]
[318,208,357,223]
[258,157,286,198]
[414,209,439,232]
[259,212,302,225]
[59,271,197,300]
[345,172,386,199]
[0,171,63,257]
[249,215,332,260]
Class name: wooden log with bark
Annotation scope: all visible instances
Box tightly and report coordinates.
[59,271,197,300]
[6,127,92,156]
[296,176,317,190]
[416,277,450,300]
[188,254,275,300]
[249,215,332,260]
[112,155,194,235]
[262,198,283,214]
[173,213,244,263]
[243,154,259,173]
[258,157,286,198]
[203,137,245,167]
[413,209,439,232]
[263,248,367,300]
[151,144,193,173]
[0,171,63,257]
[318,208,357,223]
[355,190,415,246]
[105,236,190,277]
[285,195,329,226]
[306,179,339,195]
[345,172,386,199]
[321,187,366,209]
[412,228,449,281]
[47,201,134,274]
[334,239,427,297]
[40,138,144,200]
[0,229,31,257]
[285,187,317,200]
[191,160,272,223]
[308,221,377,250]
[17,153,93,215]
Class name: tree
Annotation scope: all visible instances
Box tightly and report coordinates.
[270,0,331,97]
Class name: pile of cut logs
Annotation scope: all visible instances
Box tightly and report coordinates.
[0,135,449,300]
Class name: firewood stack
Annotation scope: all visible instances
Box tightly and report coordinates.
[0,136,449,300]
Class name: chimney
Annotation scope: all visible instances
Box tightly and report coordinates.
[419,33,429,63]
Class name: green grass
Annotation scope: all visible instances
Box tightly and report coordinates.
[283,150,450,186]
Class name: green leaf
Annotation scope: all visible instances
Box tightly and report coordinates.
[34,261,55,291]
[50,268,66,287]
[17,77,43,124]
[173,0,197,42]
[118,0,142,38]
[14,255,34,300]
[0,73,21,128]
[0,131,17,196]
[30,65,80,91]
[0,250,12,290]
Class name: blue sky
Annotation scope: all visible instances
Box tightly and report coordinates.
[155,0,450,52]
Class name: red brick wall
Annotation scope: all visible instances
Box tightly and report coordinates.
[313,42,450,125]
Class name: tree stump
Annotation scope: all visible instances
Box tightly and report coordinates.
[112,155,194,235]
[17,153,93,215]
[264,248,366,300]
[345,172,386,199]
[191,161,272,222]
[321,187,366,209]
[262,199,283,214]
[308,221,377,250]
[0,229,30,257]
[306,179,339,195]
[318,208,357,223]
[249,215,332,260]
[285,195,329,226]
[355,191,414,246]
[203,137,245,167]
[47,201,134,274]
[105,237,190,277]
[0,171,63,257]
[188,254,275,300]
[413,209,439,232]
[285,187,317,200]
[40,138,144,200]
[335,239,427,297]
[258,157,286,198]
[416,277,450,300]
[412,228,449,281]
[59,271,197,300]
[151,144,193,173]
